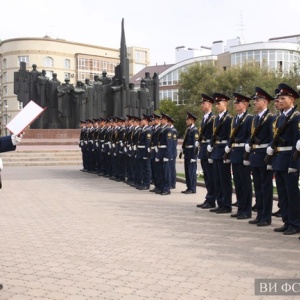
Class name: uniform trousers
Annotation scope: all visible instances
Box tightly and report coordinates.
[201,159,215,204]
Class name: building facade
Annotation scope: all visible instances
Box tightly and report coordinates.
[0,37,149,135]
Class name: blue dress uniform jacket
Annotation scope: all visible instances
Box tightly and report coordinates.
[229,113,253,163]
[0,136,16,153]
[136,126,152,159]
[249,111,274,168]
[170,126,178,189]
[198,112,215,160]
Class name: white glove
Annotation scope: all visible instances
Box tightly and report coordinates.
[113,153,117,156]
[163,158,169,162]
[195,141,199,148]
[129,146,132,151]
[155,146,158,153]
[266,165,273,171]
[296,140,300,151]
[84,141,88,144]
[124,147,127,153]
[96,142,99,147]
[0,158,3,170]
[207,145,213,152]
[133,145,137,151]
[11,134,22,145]
[288,168,297,173]
[108,142,111,149]
[120,141,123,147]
[245,143,251,153]
[225,146,231,153]
[243,160,250,166]
[143,157,148,160]
[155,158,159,162]
[147,148,150,153]
[112,143,116,148]
[190,159,196,163]
[208,158,213,164]
[266,146,274,156]
[223,159,230,164]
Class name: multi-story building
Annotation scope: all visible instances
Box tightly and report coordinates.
[131,34,300,105]
[0,36,149,135]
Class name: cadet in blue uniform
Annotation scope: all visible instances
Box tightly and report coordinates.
[149,113,162,193]
[246,87,274,226]
[155,113,173,195]
[269,83,300,235]
[79,120,88,172]
[207,93,233,213]
[169,116,178,189]
[197,94,216,208]
[136,114,152,190]
[226,93,253,219]
[181,112,199,194]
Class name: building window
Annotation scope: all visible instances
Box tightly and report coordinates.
[3,72,7,83]
[43,57,53,68]
[64,59,71,69]
[18,56,29,66]
[3,86,7,96]
[135,50,146,63]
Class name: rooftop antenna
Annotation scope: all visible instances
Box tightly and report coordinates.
[237,11,246,44]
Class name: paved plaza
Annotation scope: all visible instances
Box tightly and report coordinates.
[0,165,299,300]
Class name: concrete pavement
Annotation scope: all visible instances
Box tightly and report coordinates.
[0,165,299,300]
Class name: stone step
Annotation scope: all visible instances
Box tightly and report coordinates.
[1,149,82,167]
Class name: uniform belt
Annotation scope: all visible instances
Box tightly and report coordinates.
[151,146,156,149]
[137,145,145,148]
[277,146,292,151]
[232,143,245,147]
[215,140,227,144]
[200,139,211,143]
[252,143,268,149]
[185,145,193,148]
[158,145,167,148]
[100,140,104,142]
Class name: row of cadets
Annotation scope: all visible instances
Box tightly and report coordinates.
[180,112,199,194]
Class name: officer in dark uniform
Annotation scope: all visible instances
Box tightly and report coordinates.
[169,116,178,189]
[132,117,142,188]
[115,117,126,181]
[207,93,233,213]
[226,93,253,219]
[79,120,88,172]
[155,113,173,195]
[124,115,135,185]
[103,118,113,177]
[149,113,162,193]
[181,112,199,194]
[136,114,152,190]
[197,94,216,208]
[246,87,274,226]
[97,118,106,176]
[269,83,300,235]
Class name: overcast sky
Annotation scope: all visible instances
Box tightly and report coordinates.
[1,0,299,65]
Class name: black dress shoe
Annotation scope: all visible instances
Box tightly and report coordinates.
[161,191,170,195]
[274,224,289,232]
[232,202,238,207]
[272,210,282,218]
[216,208,231,214]
[210,207,221,212]
[257,221,271,227]
[201,203,216,209]
[149,188,158,193]
[196,203,204,208]
[283,226,300,235]
[139,186,150,190]
[184,190,196,194]
[237,215,251,220]
[230,213,240,218]
[249,219,260,224]
[181,190,189,194]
